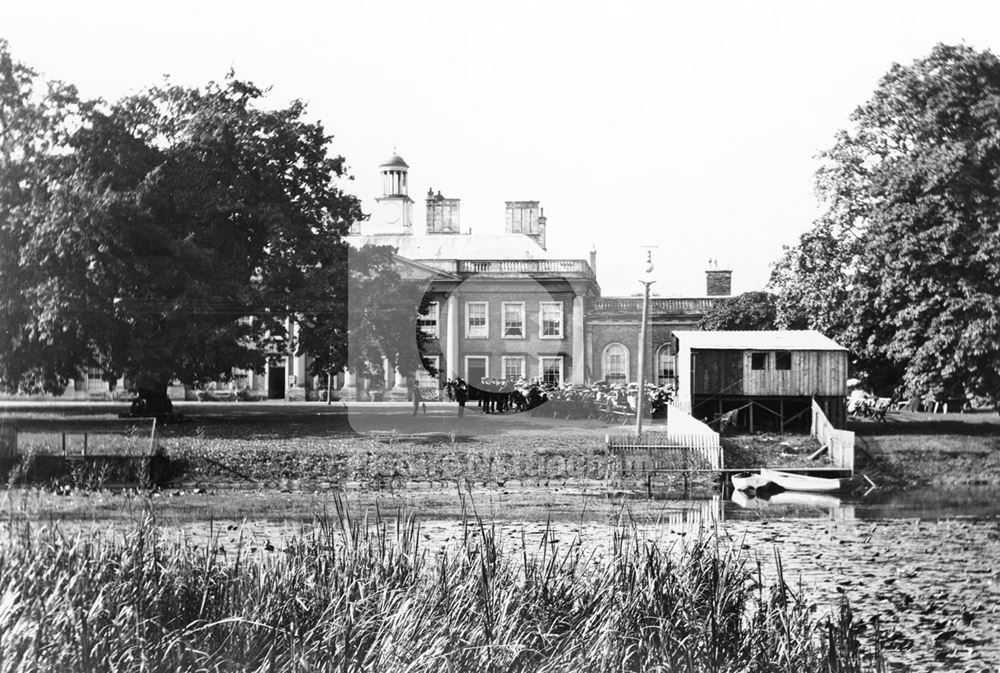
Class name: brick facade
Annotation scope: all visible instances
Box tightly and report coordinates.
[587,316,712,386]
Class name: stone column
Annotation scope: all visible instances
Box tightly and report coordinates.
[572,294,585,384]
[294,352,308,400]
[382,357,392,394]
[390,364,409,401]
[340,367,358,401]
[447,292,459,379]
[284,352,294,401]
[585,319,594,384]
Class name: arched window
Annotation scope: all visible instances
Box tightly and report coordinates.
[603,343,629,385]
[656,343,676,386]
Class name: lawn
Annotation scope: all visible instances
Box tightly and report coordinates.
[5,401,997,489]
[850,410,1000,486]
[3,401,698,491]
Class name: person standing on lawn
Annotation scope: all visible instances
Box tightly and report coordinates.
[454,377,468,417]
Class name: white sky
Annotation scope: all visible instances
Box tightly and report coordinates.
[6,1,1000,295]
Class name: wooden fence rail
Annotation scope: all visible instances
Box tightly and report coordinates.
[811,398,855,471]
[4,419,159,458]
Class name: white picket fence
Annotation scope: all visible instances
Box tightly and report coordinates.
[606,404,723,472]
[606,432,722,472]
[669,398,692,415]
[811,398,855,471]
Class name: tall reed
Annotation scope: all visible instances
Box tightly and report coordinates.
[0,502,883,672]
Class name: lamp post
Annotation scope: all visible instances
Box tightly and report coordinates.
[635,249,656,437]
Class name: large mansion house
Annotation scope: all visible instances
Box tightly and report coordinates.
[70,153,733,401]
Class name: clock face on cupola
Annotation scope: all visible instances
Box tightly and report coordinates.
[380,200,402,224]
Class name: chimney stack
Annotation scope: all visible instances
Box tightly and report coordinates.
[505,201,546,250]
[589,246,597,278]
[425,188,460,234]
[705,259,732,296]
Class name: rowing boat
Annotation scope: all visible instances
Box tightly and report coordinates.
[759,468,843,492]
[731,469,843,492]
[730,472,769,490]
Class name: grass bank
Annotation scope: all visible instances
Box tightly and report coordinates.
[0,503,884,673]
[6,402,999,490]
[718,411,1000,487]
[851,411,1000,487]
[2,402,718,493]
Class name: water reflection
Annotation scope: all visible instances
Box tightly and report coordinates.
[730,489,854,520]
[722,484,1000,522]
[577,483,1000,527]
[847,485,1000,520]
[652,496,722,531]
[731,489,841,509]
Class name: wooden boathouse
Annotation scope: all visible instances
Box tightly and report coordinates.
[673,330,849,432]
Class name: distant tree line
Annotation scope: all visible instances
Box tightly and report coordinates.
[697,291,782,331]
[699,44,1000,406]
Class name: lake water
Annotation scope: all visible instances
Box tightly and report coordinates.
[723,484,1000,522]
[4,484,999,672]
[720,486,1000,672]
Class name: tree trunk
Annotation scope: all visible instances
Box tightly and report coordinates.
[130,381,174,419]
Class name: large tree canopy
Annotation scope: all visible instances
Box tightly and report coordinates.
[0,41,364,399]
[697,291,781,331]
[0,40,89,394]
[771,44,1000,403]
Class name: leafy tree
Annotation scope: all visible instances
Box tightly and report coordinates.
[0,40,91,394]
[697,291,781,331]
[770,44,1000,402]
[0,42,364,409]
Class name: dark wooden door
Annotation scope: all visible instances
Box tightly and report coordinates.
[466,357,487,400]
[269,366,286,399]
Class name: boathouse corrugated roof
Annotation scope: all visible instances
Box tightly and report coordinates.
[673,330,847,351]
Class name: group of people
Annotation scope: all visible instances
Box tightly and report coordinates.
[847,389,893,421]
[437,377,675,421]
[442,377,538,416]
